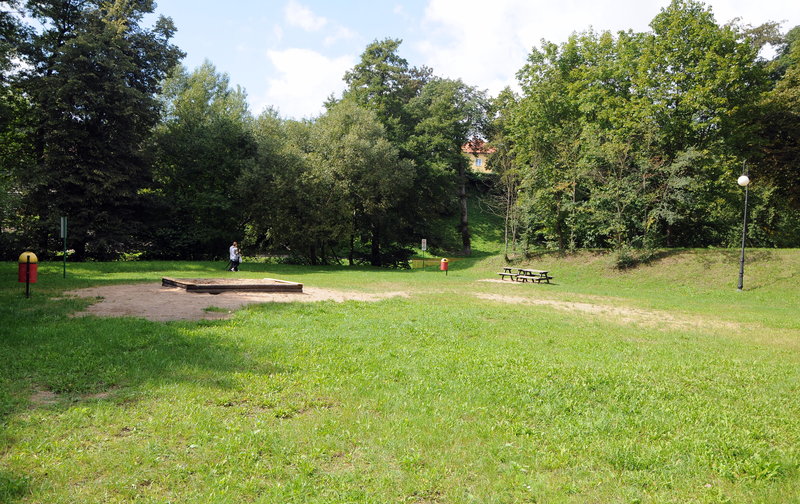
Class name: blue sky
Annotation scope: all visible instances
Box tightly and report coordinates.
[150,0,800,120]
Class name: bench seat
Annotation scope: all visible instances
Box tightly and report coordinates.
[518,275,553,283]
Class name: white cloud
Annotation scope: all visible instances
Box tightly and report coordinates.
[284,0,328,31]
[704,0,800,28]
[416,0,800,97]
[258,48,355,119]
[324,26,357,46]
[417,0,653,96]
[282,1,355,46]
[393,4,410,20]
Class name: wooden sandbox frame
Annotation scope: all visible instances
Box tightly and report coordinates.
[162,277,303,294]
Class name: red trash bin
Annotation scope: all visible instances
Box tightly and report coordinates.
[18,251,38,283]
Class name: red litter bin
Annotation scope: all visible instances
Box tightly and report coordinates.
[18,251,38,284]
[440,257,449,275]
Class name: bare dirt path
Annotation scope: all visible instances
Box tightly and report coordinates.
[65,276,737,333]
[473,292,739,331]
[67,283,409,322]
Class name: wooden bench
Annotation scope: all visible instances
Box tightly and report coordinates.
[518,274,553,283]
[497,267,554,283]
[517,269,552,284]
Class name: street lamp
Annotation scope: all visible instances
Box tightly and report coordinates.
[737,167,751,291]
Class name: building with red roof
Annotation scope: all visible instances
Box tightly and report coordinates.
[461,137,495,174]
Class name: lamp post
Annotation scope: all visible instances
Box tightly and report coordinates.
[737,168,751,291]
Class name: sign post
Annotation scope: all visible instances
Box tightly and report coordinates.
[421,239,427,269]
[60,216,67,278]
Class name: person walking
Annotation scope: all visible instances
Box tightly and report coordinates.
[229,241,241,271]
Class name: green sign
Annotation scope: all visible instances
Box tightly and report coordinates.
[60,216,67,278]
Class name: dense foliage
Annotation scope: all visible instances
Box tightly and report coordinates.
[502,0,800,250]
[7,0,183,260]
[148,63,256,259]
[0,0,798,262]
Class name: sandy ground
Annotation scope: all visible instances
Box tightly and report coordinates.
[65,277,734,332]
[474,292,739,331]
[66,283,409,322]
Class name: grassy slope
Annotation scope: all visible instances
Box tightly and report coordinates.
[2,223,800,502]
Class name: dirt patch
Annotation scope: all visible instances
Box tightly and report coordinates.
[29,389,59,406]
[83,388,118,400]
[66,283,409,322]
[478,279,525,285]
[475,293,738,331]
[28,387,120,408]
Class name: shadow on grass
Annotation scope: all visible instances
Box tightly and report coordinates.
[0,281,293,418]
[500,248,689,269]
[1,317,285,418]
[0,274,310,502]
[704,248,775,264]
[0,285,295,502]
[0,470,28,503]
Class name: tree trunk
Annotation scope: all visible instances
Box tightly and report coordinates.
[348,234,354,266]
[570,179,577,250]
[458,165,471,256]
[73,235,87,262]
[503,180,511,261]
[370,224,381,266]
[309,244,318,266]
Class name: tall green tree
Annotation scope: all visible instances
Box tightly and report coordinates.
[312,100,414,266]
[343,38,475,256]
[406,78,488,255]
[512,34,597,249]
[638,0,770,246]
[241,102,415,266]
[484,87,522,258]
[149,62,256,258]
[342,38,431,149]
[239,112,328,264]
[511,0,773,250]
[15,0,182,259]
[750,25,800,245]
[0,0,29,253]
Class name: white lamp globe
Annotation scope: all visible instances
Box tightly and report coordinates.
[738,175,750,187]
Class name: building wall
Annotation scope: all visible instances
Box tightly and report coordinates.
[464,152,491,173]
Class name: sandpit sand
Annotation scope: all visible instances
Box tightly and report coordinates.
[66,283,409,322]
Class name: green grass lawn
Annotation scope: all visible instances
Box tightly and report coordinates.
[2,249,800,503]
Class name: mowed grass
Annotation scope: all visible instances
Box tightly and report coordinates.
[1,249,800,503]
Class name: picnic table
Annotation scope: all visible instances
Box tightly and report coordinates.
[498,266,519,281]
[497,267,553,284]
[517,268,552,283]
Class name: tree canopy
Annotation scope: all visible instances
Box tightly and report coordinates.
[1,0,798,262]
[9,0,182,259]
[148,62,256,258]
[506,0,798,250]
